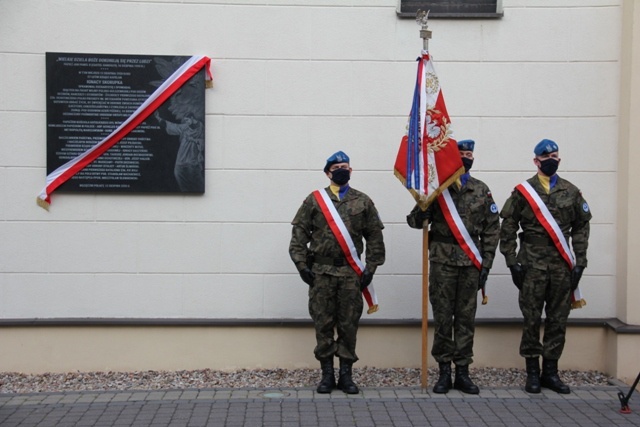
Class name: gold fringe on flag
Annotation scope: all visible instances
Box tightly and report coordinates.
[482,295,488,305]
[36,197,50,211]
[205,80,213,89]
[393,166,465,211]
[571,299,587,310]
[367,304,379,315]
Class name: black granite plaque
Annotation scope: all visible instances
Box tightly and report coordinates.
[46,52,206,193]
[397,0,502,18]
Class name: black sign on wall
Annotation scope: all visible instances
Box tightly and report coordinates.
[397,0,503,18]
[46,52,206,193]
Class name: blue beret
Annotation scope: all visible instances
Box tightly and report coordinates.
[324,151,350,172]
[457,139,475,152]
[534,139,559,156]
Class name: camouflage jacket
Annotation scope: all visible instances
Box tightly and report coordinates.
[499,174,592,269]
[289,186,385,276]
[406,177,500,268]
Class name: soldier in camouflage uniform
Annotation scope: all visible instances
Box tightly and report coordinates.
[407,140,500,394]
[289,151,385,394]
[499,139,591,394]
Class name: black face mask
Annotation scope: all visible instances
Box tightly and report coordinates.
[538,158,559,176]
[461,157,473,173]
[330,168,351,186]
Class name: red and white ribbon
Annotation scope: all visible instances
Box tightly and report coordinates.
[437,188,483,270]
[516,181,585,307]
[516,182,575,269]
[37,55,212,209]
[313,189,379,314]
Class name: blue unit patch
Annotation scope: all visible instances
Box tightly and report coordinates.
[583,202,590,213]
[490,203,498,214]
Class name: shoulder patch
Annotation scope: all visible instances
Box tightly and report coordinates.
[490,203,498,214]
[582,202,590,213]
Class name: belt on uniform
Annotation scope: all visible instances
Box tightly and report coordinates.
[430,233,478,245]
[314,255,349,267]
[430,233,459,244]
[522,235,555,246]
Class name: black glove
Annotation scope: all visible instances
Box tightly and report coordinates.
[360,269,374,291]
[416,209,431,223]
[406,205,432,229]
[299,268,315,287]
[571,266,585,291]
[509,264,525,290]
[478,267,490,291]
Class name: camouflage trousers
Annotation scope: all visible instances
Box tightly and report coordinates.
[308,271,363,363]
[429,262,479,366]
[518,265,572,360]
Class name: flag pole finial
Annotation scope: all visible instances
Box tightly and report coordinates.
[416,9,432,50]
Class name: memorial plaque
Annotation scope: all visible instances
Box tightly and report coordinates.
[46,52,206,193]
[397,0,503,18]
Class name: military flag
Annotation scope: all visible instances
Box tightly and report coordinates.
[393,44,465,391]
[394,50,463,210]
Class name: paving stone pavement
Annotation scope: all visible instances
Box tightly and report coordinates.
[1,385,639,426]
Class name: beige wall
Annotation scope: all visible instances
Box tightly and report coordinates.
[0,325,609,374]
[4,324,638,383]
[619,0,640,326]
[608,0,640,384]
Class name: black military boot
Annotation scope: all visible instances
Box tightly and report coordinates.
[336,359,359,394]
[524,357,541,394]
[433,362,452,394]
[453,364,479,394]
[316,359,335,394]
[540,358,570,394]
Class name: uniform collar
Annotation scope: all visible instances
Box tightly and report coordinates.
[531,174,562,193]
[327,184,351,201]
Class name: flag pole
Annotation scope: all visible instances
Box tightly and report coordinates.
[421,220,430,392]
[416,9,432,393]
[418,10,432,51]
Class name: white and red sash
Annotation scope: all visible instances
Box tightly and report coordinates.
[515,181,586,308]
[37,55,213,209]
[436,188,483,270]
[436,188,488,304]
[312,189,379,314]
